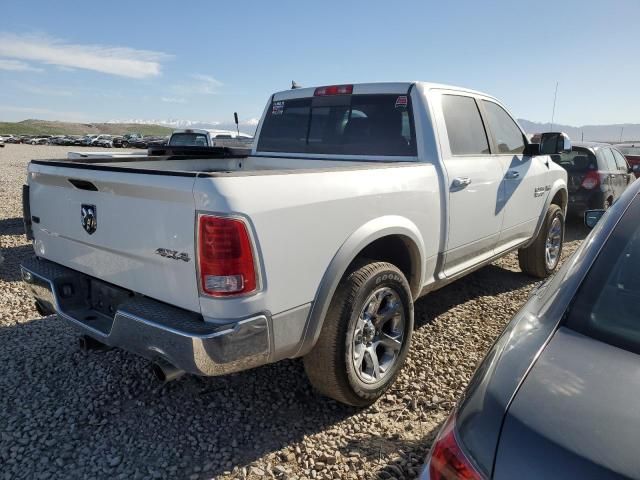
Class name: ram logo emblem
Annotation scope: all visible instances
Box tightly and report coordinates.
[81,204,97,234]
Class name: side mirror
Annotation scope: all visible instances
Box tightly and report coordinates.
[628,166,634,174]
[539,132,572,155]
[632,164,640,173]
[584,209,606,229]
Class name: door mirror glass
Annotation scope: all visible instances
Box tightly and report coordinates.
[584,209,606,229]
[539,132,572,155]
[633,164,640,173]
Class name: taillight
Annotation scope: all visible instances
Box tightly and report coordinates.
[581,171,600,190]
[197,215,257,297]
[428,412,484,480]
[314,84,353,96]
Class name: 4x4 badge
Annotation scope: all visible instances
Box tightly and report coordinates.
[81,204,97,234]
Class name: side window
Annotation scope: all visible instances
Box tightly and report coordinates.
[481,101,526,154]
[613,149,629,171]
[441,95,490,155]
[601,148,618,171]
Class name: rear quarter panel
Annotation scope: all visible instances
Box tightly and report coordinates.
[193,164,441,323]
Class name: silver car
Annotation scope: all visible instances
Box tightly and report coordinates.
[422,177,640,479]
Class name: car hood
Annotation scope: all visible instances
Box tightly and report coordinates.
[494,327,640,479]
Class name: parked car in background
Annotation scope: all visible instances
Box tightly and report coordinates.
[616,143,640,178]
[94,135,114,148]
[551,142,633,215]
[111,136,125,148]
[146,136,168,147]
[21,81,570,407]
[4,135,20,144]
[421,178,640,480]
[111,133,143,148]
[80,135,98,146]
[29,136,51,145]
[0,137,4,148]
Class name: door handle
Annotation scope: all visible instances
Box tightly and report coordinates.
[452,177,472,188]
[505,170,520,179]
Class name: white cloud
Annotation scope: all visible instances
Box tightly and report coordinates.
[161,97,186,103]
[0,58,43,72]
[0,33,171,79]
[173,73,223,95]
[19,85,73,96]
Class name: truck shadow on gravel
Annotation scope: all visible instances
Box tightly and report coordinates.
[0,217,25,236]
[0,244,32,282]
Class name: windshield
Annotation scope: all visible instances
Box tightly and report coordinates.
[566,194,640,354]
[169,133,209,146]
[550,147,597,172]
[257,94,417,156]
[618,146,640,156]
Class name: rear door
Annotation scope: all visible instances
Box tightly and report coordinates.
[433,91,506,277]
[28,163,200,312]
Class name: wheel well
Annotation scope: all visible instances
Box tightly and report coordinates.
[550,189,567,213]
[350,235,421,297]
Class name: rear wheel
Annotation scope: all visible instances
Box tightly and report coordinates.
[304,261,414,406]
[518,204,564,278]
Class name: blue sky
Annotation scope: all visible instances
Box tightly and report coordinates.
[1,0,638,127]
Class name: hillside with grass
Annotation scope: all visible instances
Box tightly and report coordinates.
[0,119,172,136]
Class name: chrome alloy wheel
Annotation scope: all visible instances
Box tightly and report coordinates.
[545,216,562,270]
[351,287,405,384]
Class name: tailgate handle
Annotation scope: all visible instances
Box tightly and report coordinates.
[68,179,98,191]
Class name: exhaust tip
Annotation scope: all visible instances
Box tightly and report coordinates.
[151,360,185,383]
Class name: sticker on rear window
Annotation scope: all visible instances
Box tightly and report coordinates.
[272,101,285,115]
[395,96,408,109]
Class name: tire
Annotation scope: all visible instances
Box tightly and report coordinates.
[122,141,129,148]
[518,204,564,278]
[304,261,414,406]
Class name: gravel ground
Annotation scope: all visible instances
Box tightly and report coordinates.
[0,144,588,480]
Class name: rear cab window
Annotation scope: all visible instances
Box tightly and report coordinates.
[256,94,417,156]
[566,194,640,354]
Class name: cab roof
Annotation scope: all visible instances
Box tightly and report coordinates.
[272,81,497,102]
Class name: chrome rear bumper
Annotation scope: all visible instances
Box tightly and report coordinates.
[21,257,271,376]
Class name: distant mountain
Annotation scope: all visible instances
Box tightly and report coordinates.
[109,118,260,135]
[518,119,640,143]
[0,119,172,136]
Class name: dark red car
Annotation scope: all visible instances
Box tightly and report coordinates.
[616,143,640,177]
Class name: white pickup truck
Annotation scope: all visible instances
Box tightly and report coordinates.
[21,82,569,406]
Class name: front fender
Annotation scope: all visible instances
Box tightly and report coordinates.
[292,215,426,358]
[524,179,567,249]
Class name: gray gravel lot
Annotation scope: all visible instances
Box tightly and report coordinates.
[0,144,588,480]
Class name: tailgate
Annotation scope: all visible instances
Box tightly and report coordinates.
[27,163,200,313]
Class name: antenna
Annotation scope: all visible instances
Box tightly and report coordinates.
[234,112,240,137]
[550,81,559,131]
[291,80,301,89]
[620,126,624,142]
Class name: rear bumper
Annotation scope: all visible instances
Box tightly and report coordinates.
[20,257,271,376]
